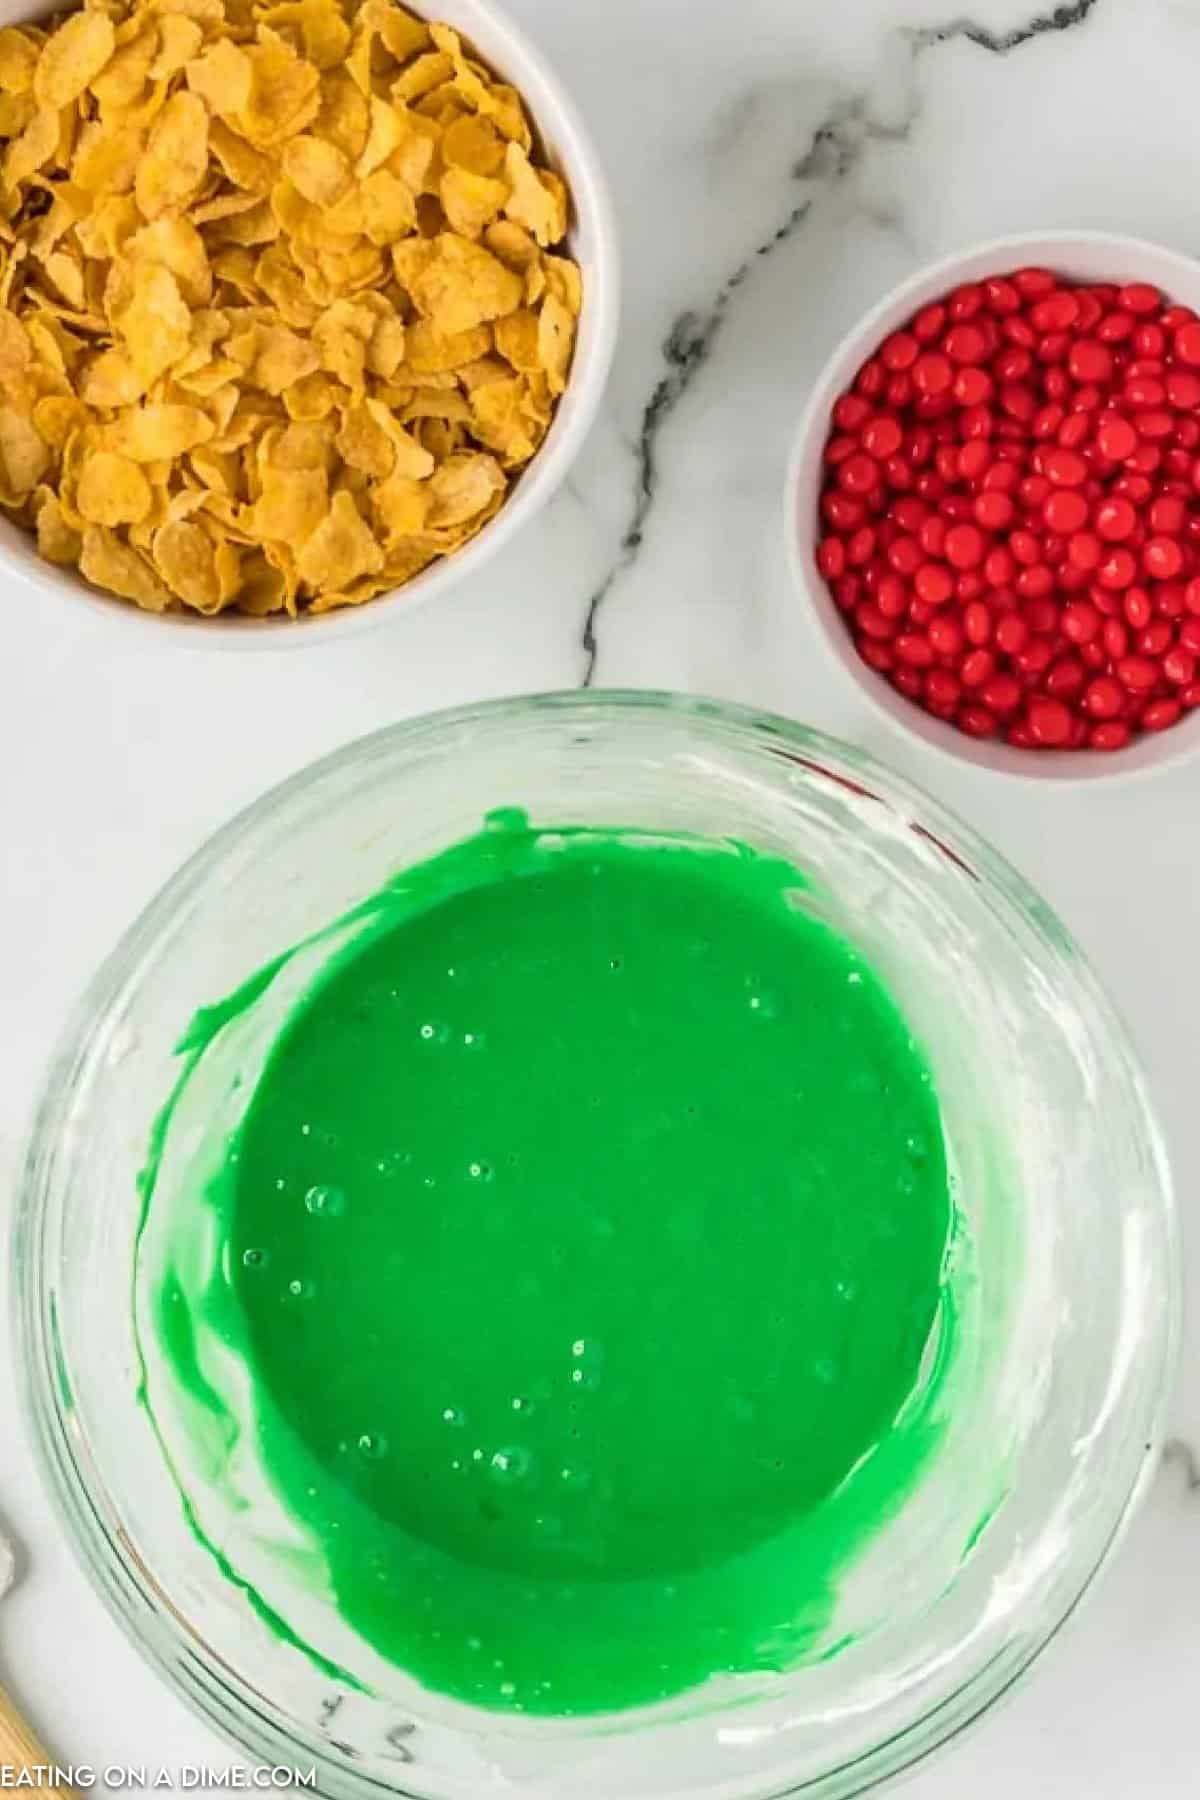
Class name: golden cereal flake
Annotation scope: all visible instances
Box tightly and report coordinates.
[282,133,352,205]
[404,233,522,334]
[114,262,192,385]
[186,39,253,116]
[4,106,59,191]
[135,90,210,219]
[32,10,115,109]
[296,486,382,587]
[76,450,154,526]
[110,402,216,461]
[80,524,172,609]
[34,487,82,565]
[90,27,157,111]
[251,461,328,541]
[152,518,224,609]
[0,404,49,498]
[0,29,38,98]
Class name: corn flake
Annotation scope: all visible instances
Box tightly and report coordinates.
[91,28,157,111]
[296,486,382,586]
[537,293,574,394]
[151,16,203,80]
[77,449,153,525]
[0,312,31,380]
[371,469,428,539]
[34,486,82,564]
[135,90,209,218]
[252,461,327,540]
[0,91,33,137]
[442,112,503,176]
[359,169,416,245]
[405,233,522,333]
[503,142,567,246]
[80,523,171,608]
[312,70,368,160]
[111,402,215,460]
[0,29,38,98]
[366,0,427,62]
[129,216,212,305]
[282,133,351,205]
[0,403,48,497]
[335,400,396,477]
[115,261,192,383]
[33,10,115,109]
[261,0,351,71]
[80,346,147,407]
[153,517,224,609]
[427,450,502,525]
[33,394,88,449]
[4,106,59,191]
[356,94,403,175]
[392,49,451,104]
[440,167,506,239]
[238,30,321,149]
[283,368,338,418]
[238,551,288,612]
[187,39,252,116]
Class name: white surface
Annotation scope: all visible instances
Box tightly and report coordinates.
[1,0,1198,1793]
[784,228,1200,780]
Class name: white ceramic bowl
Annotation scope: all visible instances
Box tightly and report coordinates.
[0,0,619,646]
[784,231,1200,781]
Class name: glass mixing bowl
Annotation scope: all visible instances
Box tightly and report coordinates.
[16,692,1178,1800]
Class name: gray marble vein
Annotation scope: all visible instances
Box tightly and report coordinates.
[578,102,893,686]
[906,0,1100,57]
[578,0,1103,686]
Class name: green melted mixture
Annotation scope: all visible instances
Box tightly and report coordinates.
[143,816,953,1716]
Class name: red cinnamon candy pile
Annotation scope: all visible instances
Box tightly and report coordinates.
[816,268,1200,750]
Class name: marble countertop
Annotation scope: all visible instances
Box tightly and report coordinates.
[1,0,1197,1792]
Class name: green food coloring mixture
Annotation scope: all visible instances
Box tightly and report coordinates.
[142,815,953,1717]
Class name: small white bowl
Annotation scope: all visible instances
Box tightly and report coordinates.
[1,0,619,647]
[784,230,1200,780]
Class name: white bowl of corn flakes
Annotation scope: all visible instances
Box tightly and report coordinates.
[0,0,618,634]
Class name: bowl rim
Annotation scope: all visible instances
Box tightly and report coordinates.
[783,227,1200,784]
[3,0,621,651]
[14,688,1181,1798]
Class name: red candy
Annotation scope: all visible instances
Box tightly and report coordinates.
[1097,548,1138,591]
[1094,497,1136,541]
[1068,339,1113,384]
[1043,447,1087,487]
[863,416,904,460]
[881,332,919,371]
[1027,698,1073,745]
[1096,418,1138,464]
[839,453,881,496]
[915,562,954,605]
[954,366,992,406]
[945,523,986,568]
[975,490,1014,530]
[816,268,1200,750]
[913,353,954,395]
[945,324,988,365]
[1044,490,1088,535]
[1120,284,1161,316]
